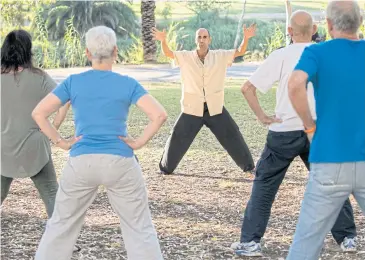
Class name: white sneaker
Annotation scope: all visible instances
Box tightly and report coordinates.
[231,241,262,257]
[231,241,240,250]
[340,237,357,252]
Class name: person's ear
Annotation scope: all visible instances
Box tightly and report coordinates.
[113,46,118,58]
[86,48,92,61]
[312,24,318,35]
[326,18,333,34]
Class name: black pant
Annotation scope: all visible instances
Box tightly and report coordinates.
[240,130,356,244]
[159,103,255,174]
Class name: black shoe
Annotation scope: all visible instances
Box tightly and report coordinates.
[244,167,256,175]
[159,170,173,175]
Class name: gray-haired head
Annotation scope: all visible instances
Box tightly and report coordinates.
[326,0,362,34]
[85,26,117,62]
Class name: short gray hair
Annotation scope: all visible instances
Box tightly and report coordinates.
[326,0,362,34]
[85,26,117,61]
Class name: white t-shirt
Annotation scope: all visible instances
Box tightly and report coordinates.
[248,43,316,132]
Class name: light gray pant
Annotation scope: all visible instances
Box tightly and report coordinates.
[287,162,365,260]
[35,154,163,260]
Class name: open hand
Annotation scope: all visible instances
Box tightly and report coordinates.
[119,136,145,150]
[258,114,282,126]
[243,23,257,39]
[151,27,167,42]
[57,135,82,150]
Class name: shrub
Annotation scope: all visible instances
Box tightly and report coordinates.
[169,11,286,61]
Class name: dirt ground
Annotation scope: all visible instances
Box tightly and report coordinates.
[1,84,364,259]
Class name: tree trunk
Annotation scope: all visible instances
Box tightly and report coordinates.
[141,0,157,63]
[234,0,247,49]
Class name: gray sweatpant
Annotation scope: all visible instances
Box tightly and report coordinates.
[35,154,163,260]
[1,156,58,218]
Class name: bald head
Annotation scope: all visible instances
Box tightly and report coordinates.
[195,28,211,51]
[289,10,314,37]
[195,28,210,37]
[326,0,362,34]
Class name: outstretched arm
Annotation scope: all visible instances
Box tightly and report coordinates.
[152,27,174,59]
[234,23,257,58]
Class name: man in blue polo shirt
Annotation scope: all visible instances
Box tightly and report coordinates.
[287,1,365,259]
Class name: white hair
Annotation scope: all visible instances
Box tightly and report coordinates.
[85,26,117,61]
[326,0,362,34]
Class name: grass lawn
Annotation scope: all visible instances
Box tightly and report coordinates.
[1,80,364,259]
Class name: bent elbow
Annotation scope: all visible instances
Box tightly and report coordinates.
[241,82,248,94]
[151,110,168,124]
[241,81,254,97]
[159,111,168,123]
[31,108,46,126]
[167,51,174,59]
[288,71,307,100]
[288,79,297,100]
[31,109,40,121]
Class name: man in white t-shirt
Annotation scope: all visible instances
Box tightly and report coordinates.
[231,10,357,257]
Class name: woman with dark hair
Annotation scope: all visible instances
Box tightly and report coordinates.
[1,30,70,218]
[287,31,326,45]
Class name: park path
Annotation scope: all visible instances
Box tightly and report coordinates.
[46,62,261,83]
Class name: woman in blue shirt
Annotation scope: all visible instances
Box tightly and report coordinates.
[32,26,167,260]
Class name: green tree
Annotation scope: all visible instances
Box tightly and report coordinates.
[0,0,54,43]
[37,0,138,40]
[1,0,54,27]
[183,0,232,26]
[185,0,231,16]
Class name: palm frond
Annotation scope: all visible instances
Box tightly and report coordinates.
[45,0,139,40]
